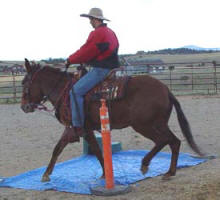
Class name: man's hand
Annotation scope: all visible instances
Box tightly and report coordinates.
[65,59,71,71]
[65,59,70,67]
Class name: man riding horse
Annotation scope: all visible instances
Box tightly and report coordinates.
[66,8,119,137]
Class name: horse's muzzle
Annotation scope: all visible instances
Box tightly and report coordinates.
[21,103,35,113]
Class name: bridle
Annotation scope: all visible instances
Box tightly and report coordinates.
[22,62,85,116]
[22,66,70,113]
[22,66,44,110]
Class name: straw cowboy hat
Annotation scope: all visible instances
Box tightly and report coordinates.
[80,8,110,21]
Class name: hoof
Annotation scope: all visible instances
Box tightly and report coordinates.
[41,175,51,182]
[162,175,171,181]
[162,172,175,180]
[140,165,148,175]
[100,174,105,179]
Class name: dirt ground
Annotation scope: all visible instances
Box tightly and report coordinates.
[0,95,220,200]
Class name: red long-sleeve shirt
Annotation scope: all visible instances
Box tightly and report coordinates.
[68,24,119,69]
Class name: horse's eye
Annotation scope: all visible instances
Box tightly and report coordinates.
[21,80,26,85]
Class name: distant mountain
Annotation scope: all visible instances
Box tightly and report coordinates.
[182,45,220,51]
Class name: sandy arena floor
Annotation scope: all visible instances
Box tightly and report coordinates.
[0,95,220,200]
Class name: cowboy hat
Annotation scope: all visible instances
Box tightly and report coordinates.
[80,8,110,21]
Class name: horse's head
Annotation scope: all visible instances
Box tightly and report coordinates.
[21,58,44,113]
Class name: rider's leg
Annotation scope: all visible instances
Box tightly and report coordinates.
[69,67,111,135]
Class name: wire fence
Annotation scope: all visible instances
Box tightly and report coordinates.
[0,61,220,103]
[0,73,23,103]
[120,61,220,95]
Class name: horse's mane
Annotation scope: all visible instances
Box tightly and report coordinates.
[40,64,70,77]
[43,65,62,73]
[23,62,73,84]
[28,61,63,74]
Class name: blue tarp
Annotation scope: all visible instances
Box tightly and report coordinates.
[0,150,207,194]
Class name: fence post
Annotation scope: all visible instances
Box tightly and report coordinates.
[191,65,194,91]
[168,66,174,91]
[12,72,17,102]
[212,61,217,94]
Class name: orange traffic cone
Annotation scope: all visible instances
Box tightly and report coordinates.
[99,99,114,189]
[90,99,131,196]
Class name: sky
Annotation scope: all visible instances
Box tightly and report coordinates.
[0,0,220,61]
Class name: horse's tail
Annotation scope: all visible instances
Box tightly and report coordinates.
[169,91,204,156]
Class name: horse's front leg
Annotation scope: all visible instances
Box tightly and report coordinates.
[41,127,79,182]
[84,131,105,178]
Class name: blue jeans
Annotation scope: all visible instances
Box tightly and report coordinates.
[69,67,111,127]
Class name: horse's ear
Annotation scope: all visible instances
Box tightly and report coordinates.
[24,58,32,73]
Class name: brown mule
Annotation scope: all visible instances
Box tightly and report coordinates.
[21,59,204,182]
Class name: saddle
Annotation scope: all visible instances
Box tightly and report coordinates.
[85,70,130,102]
[55,69,130,125]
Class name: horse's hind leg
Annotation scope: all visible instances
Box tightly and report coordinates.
[133,124,180,179]
[41,127,79,182]
[162,129,181,180]
[133,125,169,174]
[84,131,105,178]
